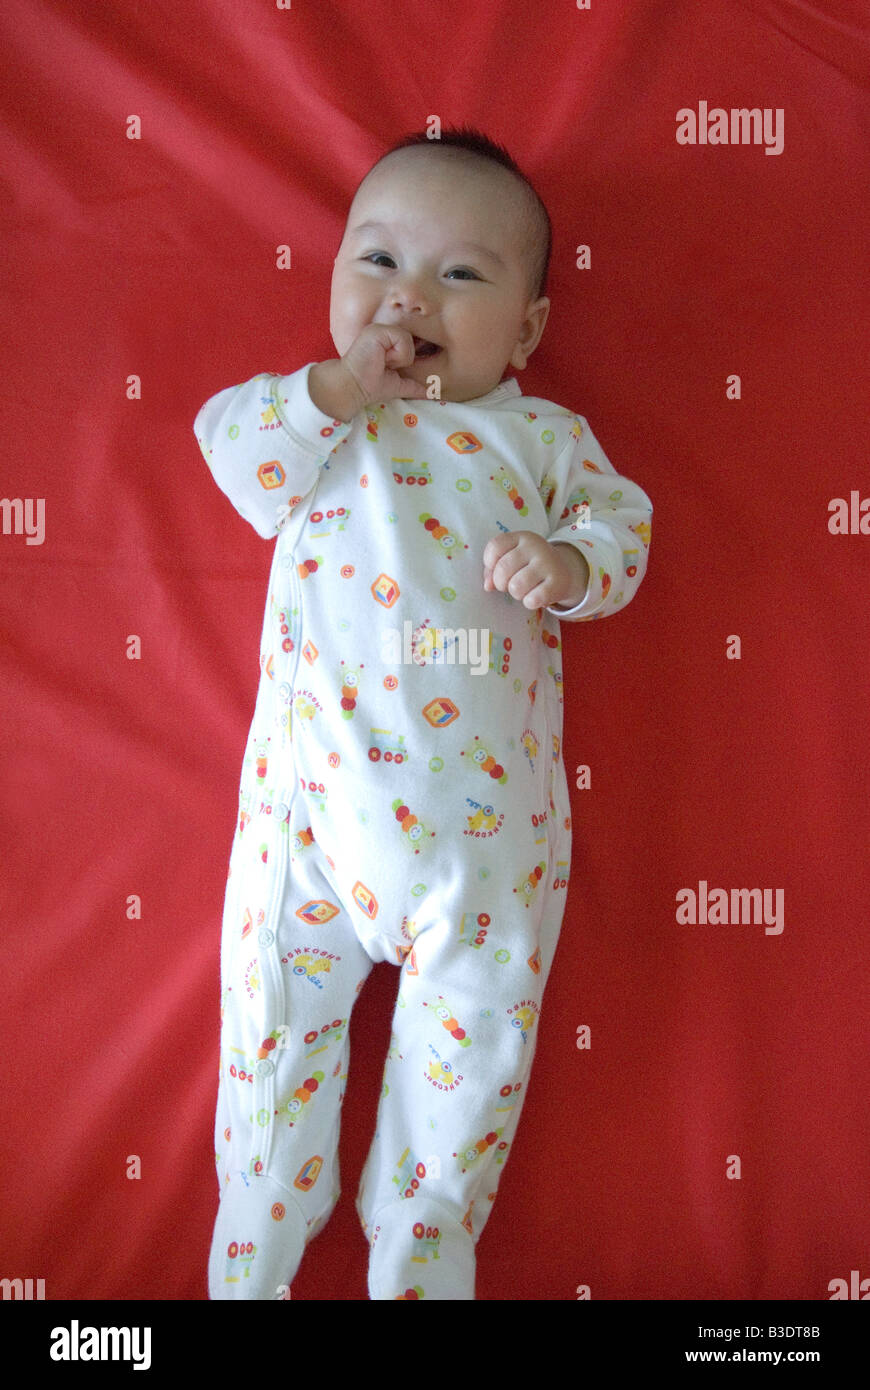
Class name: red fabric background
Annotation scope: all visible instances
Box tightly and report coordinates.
[1,0,867,1300]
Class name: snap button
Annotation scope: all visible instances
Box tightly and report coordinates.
[258,928,275,947]
[255,1058,275,1078]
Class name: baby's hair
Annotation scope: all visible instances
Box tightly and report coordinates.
[363,125,552,303]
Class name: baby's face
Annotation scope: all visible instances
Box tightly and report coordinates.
[329,150,550,403]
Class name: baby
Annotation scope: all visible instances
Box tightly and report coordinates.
[194,127,653,1300]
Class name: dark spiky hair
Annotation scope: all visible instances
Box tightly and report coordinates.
[360,125,552,302]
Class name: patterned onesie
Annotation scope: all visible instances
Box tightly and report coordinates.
[194,365,653,1299]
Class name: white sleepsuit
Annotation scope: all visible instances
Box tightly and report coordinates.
[194,366,653,1299]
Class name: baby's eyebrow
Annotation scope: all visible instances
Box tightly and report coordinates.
[453,242,507,271]
[349,220,506,270]
[349,220,393,238]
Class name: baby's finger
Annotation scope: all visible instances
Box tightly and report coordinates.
[383,328,416,366]
[498,553,534,598]
[521,581,549,610]
[483,531,518,571]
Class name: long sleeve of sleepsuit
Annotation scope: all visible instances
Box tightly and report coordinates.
[193,364,352,541]
[540,415,652,621]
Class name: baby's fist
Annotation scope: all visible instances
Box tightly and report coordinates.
[341,324,432,411]
[483,531,588,610]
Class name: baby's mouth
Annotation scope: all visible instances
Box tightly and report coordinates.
[412,337,441,359]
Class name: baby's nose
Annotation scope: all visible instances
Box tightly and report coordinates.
[388,276,433,314]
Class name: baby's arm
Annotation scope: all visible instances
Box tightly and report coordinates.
[542,415,653,622]
[195,328,429,539]
[193,368,352,539]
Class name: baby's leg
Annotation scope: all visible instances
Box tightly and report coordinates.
[208,793,373,1300]
[356,865,567,1300]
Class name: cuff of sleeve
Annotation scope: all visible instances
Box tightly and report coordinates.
[270,364,352,453]
[542,533,608,617]
[546,593,595,619]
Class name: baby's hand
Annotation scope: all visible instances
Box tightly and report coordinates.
[310,325,430,422]
[483,531,589,610]
[343,323,433,410]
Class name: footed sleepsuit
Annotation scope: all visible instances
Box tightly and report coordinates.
[194,366,653,1300]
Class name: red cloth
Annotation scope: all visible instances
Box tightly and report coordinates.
[1,0,867,1299]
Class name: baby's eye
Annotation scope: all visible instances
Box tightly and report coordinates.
[445,267,479,280]
[362,253,396,268]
